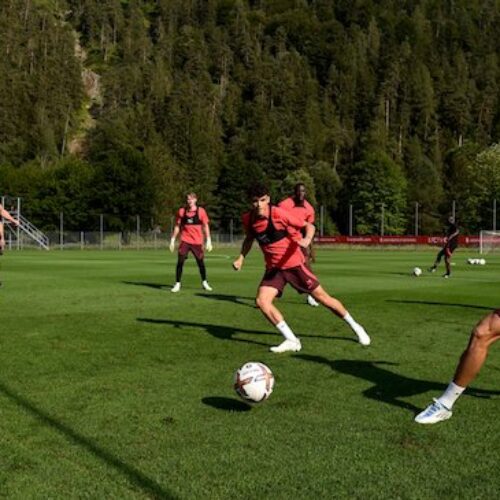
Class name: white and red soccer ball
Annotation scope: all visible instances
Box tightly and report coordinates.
[234,362,274,403]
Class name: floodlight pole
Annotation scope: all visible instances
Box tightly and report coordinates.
[452,200,456,220]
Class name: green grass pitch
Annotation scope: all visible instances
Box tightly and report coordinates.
[0,248,499,498]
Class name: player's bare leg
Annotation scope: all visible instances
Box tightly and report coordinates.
[443,253,451,278]
[256,286,301,353]
[416,311,500,424]
[311,285,371,345]
[453,312,500,387]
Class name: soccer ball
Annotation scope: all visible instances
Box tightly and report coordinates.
[479,258,486,265]
[234,362,274,403]
[413,267,422,277]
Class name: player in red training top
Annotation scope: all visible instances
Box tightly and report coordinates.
[0,202,20,287]
[279,183,319,307]
[233,183,370,353]
[169,192,213,293]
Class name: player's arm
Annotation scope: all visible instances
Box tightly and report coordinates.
[0,206,20,226]
[298,222,315,248]
[170,224,180,252]
[202,209,213,251]
[233,234,254,271]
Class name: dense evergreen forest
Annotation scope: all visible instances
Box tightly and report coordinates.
[1,0,500,234]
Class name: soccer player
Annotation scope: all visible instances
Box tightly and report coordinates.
[169,192,213,293]
[415,309,500,424]
[279,183,319,307]
[429,216,459,278]
[232,183,370,353]
[0,203,20,287]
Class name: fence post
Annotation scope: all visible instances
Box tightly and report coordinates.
[100,214,104,250]
[349,203,353,236]
[230,218,234,244]
[136,215,140,250]
[320,205,324,237]
[17,197,21,250]
[494,199,497,231]
[415,202,419,236]
[80,231,84,250]
[452,200,456,220]
[59,212,64,250]
[381,204,385,236]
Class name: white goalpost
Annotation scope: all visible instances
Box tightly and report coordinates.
[479,230,500,254]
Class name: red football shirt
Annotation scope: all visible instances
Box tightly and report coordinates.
[176,206,209,245]
[278,197,315,224]
[242,206,307,270]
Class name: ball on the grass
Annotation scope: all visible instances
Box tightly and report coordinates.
[234,362,274,403]
[413,267,422,277]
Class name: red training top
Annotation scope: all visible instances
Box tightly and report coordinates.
[278,197,315,224]
[176,206,209,245]
[242,206,306,270]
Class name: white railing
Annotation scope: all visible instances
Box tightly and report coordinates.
[6,212,49,250]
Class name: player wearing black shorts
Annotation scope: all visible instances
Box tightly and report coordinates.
[429,216,459,278]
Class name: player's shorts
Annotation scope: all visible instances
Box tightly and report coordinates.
[259,264,320,297]
[178,241,204,260]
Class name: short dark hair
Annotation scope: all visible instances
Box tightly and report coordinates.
[247,183,269,199]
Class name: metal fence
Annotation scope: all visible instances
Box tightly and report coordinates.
[3,230,245,251]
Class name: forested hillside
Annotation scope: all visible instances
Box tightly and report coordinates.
[1,0,499,234]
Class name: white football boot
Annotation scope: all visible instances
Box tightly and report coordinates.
[414,399,452,424]
[202,280,213,291]
[353,324,371,346]
[171,282,181,293]
[270,339,302,353]
[307,295,320,307]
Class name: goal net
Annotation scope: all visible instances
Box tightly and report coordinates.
[479,230,500,254]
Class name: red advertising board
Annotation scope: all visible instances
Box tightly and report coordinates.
[315,235,480,246]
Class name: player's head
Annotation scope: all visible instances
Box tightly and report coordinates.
[248,183,270,215]
[186,192,197,208]
[294,183,306,201]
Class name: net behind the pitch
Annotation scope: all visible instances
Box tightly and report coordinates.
[480,230,500,254]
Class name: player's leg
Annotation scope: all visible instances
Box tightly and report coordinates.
[302,246,319,307]
[172,243,189,292]
[311,285,371,346]
[255,276,301,352]
[415,310,500,424]
[192,244,212,291]
[429,247,445,272]
[443,247,452,277]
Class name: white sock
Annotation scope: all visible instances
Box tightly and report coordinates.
[437,381,465,409]
[343,312,358,330]
[276,321,299,342]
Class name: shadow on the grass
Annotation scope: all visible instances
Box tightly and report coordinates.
[0,381,176,499]
[122,281,170,290]
[194,293,256,308]
[294,356,500,414]
[387,299,494,311]
[137,318,356,347]
[202,397,252,412]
